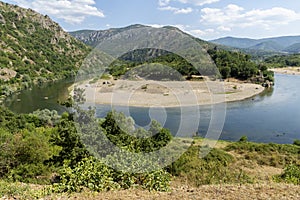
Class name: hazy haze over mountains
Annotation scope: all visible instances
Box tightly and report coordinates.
[211,36,300,53]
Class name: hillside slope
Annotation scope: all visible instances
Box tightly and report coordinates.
[70,24,146,47]
[0,1,90,98]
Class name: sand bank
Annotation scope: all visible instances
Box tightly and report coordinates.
[270,67,300,75]
[72,78,264,107]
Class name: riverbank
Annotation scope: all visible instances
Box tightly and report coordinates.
[270,67,300,75]
[72,78,264,107]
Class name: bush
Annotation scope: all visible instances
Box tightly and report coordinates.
[167,146,252,186]
[239,136,248,142]
[0,127,61,183]
[53,157,171,193]
[140,170,171,191]
[293,139,300,146]
[274,164,300,185]
[53,157,117,193]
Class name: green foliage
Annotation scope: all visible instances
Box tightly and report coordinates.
[0,180,52,200]
[108,48,197,79]
[167,145,252,186]
[53,157,171,193]
[53,157,117,193]
[239,135,248,142]
[293,139,300,146]
[140,170,171,191]
[0,2,91,98]
[225,142,300,167]
[49,117,90,167]
[108,47,267,82]
[100,74,111,80]
[264,54,300,68]
[100,111,172,153]
[0,127,61,183]
[208,48,262,80]
[274,164,300,185]
[31,109,61,126]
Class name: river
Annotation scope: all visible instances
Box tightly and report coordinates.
[3,74,300,144]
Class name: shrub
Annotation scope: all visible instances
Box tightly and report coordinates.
[0,127,61,183]
[140,170,171,192]
[239,136,248,142]
[53,157,171,193]
[167,146,252,186]
[274,164,300,185]
[293,139,300,146]
[53,157,117,193]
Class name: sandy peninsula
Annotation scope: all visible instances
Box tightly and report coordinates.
[72,78,264,107]
[270,67,300,75]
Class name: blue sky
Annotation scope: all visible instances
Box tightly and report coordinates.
[3,0,300,40]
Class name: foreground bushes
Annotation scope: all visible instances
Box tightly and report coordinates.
[53,157,171,192]
[0,107,172,192]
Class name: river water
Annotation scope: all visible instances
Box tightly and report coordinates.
[4,74,300,144]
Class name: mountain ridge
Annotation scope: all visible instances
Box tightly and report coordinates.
[211,35,300,53]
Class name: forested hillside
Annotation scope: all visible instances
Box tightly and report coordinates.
[71,25,272,83]
[0,1,90,100]
[264,54,300,68]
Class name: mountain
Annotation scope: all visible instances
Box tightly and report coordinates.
[0,1,90,98]
[283,43,300,53]
[71,24,273,83]
[210,37,258,49]
[211,36,300,53]
[248,41,283,52]
[70,24,147,47]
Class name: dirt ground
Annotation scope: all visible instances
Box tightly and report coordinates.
[270,67,300,75]
[52,183,300,200]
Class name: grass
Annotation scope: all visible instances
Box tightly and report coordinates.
[225,141,300,168]
[0,180,52,199]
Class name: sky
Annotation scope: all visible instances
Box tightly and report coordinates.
[3,0,300,40]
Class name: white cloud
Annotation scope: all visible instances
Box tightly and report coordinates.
[158,0,219,7]
[175,7,193,14]
[145,24,165,28]
[189,28,215,37]
[13,0,104,24]
[200,4,300,31]
[177,0,220,6]
[158,0,171,7]
[217,26,231,31]
[158,0,218,14]
[159,6,193,14]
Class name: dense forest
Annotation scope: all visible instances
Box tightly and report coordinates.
[107,47,273,82]
[264,53,300,68]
